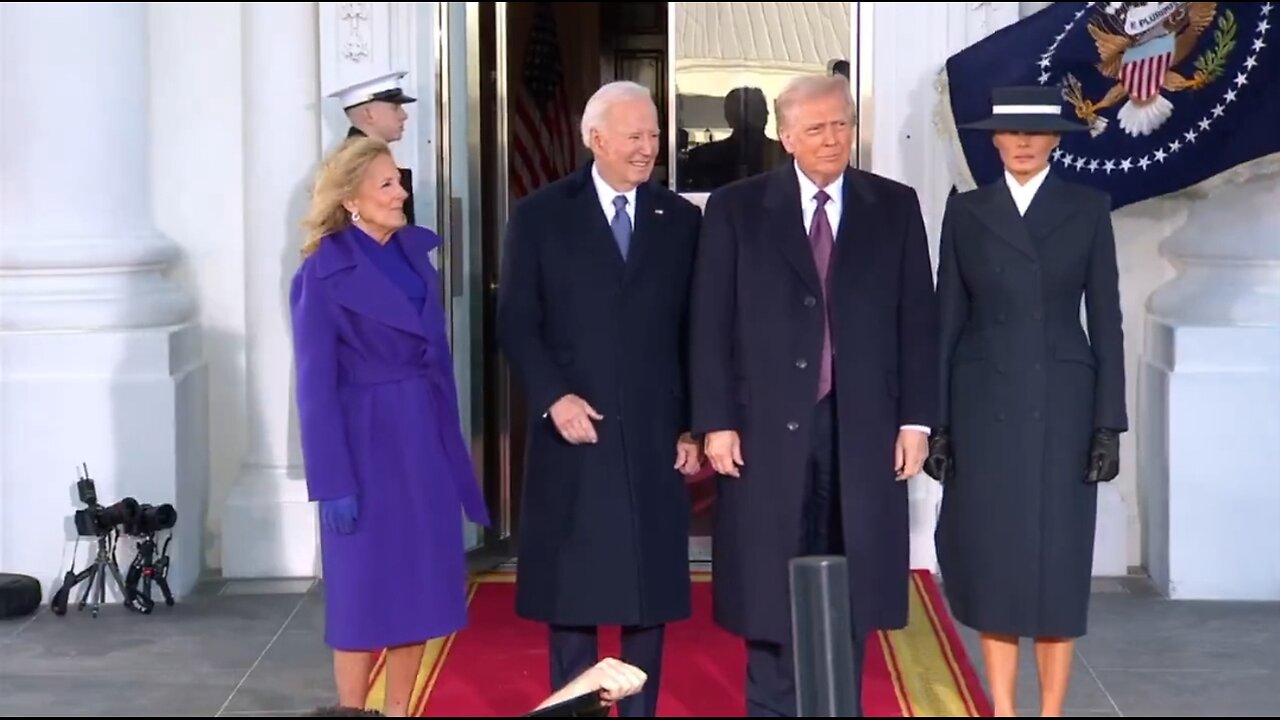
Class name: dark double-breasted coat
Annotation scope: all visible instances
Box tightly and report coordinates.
[496,162,702,627]
[688,162,940,644]
[346,126,415,226]
[933,171,1127,639]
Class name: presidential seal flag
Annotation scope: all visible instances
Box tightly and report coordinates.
[938,2,1280,209]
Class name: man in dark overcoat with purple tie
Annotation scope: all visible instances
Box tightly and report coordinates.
[689,74,940,717]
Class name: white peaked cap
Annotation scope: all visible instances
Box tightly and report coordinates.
[329,70,417,110]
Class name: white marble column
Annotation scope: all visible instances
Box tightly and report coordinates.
[0,2,193,331]
[1140,174,1280,600]
[0,2,207,601]
[220,1,324,578]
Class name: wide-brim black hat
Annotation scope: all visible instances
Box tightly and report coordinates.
[959,85,1089,133]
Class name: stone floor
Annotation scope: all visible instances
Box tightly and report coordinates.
[1,570,1276,717]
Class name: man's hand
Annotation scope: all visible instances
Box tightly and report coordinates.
[530,657,647,712]
[674,432,703,475]
[895,428,928,480]
[583,657,648,706]
[548,394,604,445]
[704,430,743,477]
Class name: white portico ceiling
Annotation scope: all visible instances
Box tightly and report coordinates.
[675,2,852,66]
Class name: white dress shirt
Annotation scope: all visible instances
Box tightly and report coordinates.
[796,161,844,237]
[794,162,930,438]
[1004,165,1050,215]
[592,163,636,229]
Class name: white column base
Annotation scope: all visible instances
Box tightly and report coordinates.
[1140,324,1280,600]
[221,467,320,579]
[908,476,940,571]
[1139,174,1280,601]
[0,323,208,603]
[1093,483,1129,576]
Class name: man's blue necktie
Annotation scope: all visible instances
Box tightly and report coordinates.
[610,195,631,260]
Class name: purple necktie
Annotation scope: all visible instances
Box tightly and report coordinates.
[810,190,834,400]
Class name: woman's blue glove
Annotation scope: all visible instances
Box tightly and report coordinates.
[320,495,358,534]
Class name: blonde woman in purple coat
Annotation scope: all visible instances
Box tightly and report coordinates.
[291,137,490,716]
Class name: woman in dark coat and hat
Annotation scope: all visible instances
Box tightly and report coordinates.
[924,86,1125,717]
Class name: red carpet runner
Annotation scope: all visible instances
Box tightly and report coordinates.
[364,568,992,716]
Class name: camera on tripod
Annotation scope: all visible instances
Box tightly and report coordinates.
[73,477,139,538]
[51,464,179,617]
[126,502,178,537]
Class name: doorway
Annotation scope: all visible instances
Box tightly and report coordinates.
[435,2,518,567]
[436,0,863,565]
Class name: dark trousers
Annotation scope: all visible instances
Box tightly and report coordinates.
[549,623,665,717]
[745,393,866,717]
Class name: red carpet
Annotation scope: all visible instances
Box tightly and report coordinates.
[364,569,992,716]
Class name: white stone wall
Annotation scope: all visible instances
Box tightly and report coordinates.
[7,3,1271,596]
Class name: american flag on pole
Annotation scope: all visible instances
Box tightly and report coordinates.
[510,2,578,199]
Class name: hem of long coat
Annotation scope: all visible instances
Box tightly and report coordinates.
[324,618,469,652]
[944,594,1088,640]
[514,604,694,628]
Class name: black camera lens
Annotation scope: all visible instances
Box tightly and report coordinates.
[130,503,178,535]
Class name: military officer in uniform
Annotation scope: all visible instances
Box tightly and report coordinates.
[329,70,418,225]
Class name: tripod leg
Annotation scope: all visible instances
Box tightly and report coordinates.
[156,575,175,606]
[77,565,98,610]
[108,559,128,598]
[94,557,108,617]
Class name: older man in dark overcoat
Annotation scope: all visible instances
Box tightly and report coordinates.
[689,74,939,717]
[495,81,703,718]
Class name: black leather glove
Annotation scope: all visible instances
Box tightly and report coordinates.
[1086,429,1120,484]
[923,428,954,483]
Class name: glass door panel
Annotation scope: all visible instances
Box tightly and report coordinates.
[429,2,512,558]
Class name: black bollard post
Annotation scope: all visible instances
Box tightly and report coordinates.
[789,555,856,717]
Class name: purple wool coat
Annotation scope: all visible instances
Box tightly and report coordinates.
[290,223,490,651]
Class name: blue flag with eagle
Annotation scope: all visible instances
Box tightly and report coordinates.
[939,2,1279,209]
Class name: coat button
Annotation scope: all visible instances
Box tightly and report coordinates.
[1032,310,1043,320]
[995,412,1005,422]
[804,296,816,307]
[1032,410,1042,420]
[786,421,799,431]
[796,358,808,369]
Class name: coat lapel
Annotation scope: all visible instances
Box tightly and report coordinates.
[623,182,664,284]
[396,225,442,305]
[1022,172,1075,246]
[566,164,626,282]
[830,167,880,285]
[317,226,428,339]
[974,179,1038,260]
[763,163,822,296]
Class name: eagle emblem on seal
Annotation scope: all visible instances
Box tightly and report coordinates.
[1062,2,1237,137]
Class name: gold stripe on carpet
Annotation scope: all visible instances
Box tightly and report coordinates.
[364,567,981,716]
[880,573,977,716]
[364,583,476,713]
